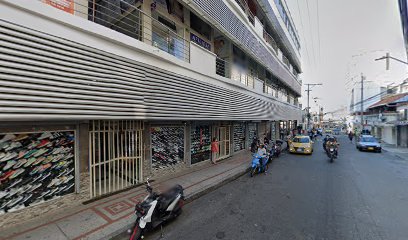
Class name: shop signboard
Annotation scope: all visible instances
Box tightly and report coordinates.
[151,126,184,170]
[0,131,75,213]
[43,0,74,14]
[190,33,211,51]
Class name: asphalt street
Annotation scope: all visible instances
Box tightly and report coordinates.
[116,135,408,240]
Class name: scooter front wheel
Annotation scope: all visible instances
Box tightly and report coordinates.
[250,167,257,177]
[129,223,143,240]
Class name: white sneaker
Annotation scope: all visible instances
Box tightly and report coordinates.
[0,134,16,143]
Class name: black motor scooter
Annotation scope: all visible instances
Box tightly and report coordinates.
[129,178,184,240]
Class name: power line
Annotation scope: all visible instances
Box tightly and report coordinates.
[295,0,312,67]
[350,81,406,108]
[316,0,321,63]
[305,0,317,66]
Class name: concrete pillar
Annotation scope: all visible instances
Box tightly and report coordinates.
[78,122,89,173]
[142,0,153,45]
[75,0,88,19]
[185,122,192,166]
[142,122,152,180]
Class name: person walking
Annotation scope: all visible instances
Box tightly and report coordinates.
[348,131,354,143]
[211,137,219,164]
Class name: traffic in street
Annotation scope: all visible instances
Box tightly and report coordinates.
[116,135,408,240]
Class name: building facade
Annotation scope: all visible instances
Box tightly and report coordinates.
[0,0,302,222]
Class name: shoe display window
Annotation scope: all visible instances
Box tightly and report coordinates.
[233,123,246,152]
[248,123,257,146]
[0,131,75,214]
[191,125,211,164]
[151,126,184,170]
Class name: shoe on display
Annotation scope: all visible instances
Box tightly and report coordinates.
[13,159,27,169]
[21,193,33,205]
[23,158,36,168]
[14,134,29,142]
[0,152,5,161]
[47,178,61,188]
[39,171,52,181]
[24,149,38,158]
[0,191,8,199]
[62,183,75,194]
[0,134,16,143]
[1,152,18,162]
[17,150,26,159]
[63,175,74,184]
[37,139,51,149]
[10,169,25,179]
[38,132,53,140]
[33,148,49,158]
[4,142,22,151]
[0,170,15,182]
[52,132,63,139]
[32,157,45,166]
[7,195,24,208]
[3,160,17,171]
[28,183,42,192]
[6,178,23,189]
[43,155,54,164]
[27,141,40,150]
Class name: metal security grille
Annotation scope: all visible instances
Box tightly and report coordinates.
[89,120,143,198]
[218,126,231,159]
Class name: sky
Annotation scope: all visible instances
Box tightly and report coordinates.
[285,0,408,114]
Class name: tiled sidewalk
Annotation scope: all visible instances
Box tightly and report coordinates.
[1,151,251,240]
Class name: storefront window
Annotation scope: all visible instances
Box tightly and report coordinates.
[191,125,211,164]
[0,131,75,213]
[233,123,246,152]
[151,126,184,170]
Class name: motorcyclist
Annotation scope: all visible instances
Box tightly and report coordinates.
[325,136,339,157]
[257,144,267,171]
[322,135,330,151]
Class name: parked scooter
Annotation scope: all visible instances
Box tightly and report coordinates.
[129,178,184,240]
[250,154,268,177]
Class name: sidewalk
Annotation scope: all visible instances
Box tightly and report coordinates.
[0,151,251,240]
[382,144,408,159]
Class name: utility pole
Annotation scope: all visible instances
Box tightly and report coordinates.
[304,83,322,129]
[360,73,364,125]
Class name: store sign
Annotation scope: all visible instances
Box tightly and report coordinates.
[190,33,211,51]
[0,131,75,213]
[43,0,74,14]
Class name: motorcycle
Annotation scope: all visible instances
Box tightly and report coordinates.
[129,178,184,240]
[272,140,282,158]
[250,154,268,177]
[326,143,337,163]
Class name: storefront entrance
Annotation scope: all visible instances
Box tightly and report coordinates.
[88,120,144,198]
[217,126,231,159]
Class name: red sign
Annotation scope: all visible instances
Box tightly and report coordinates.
[43,0,74,14]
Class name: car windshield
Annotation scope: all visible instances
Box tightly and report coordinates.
[361,137,377,143]
[293,137,309,143]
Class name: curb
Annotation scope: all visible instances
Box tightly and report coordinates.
[107,167,250,240]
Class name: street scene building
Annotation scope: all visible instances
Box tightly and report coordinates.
[0,0,302,227]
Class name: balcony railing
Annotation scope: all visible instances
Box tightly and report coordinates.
[235,0,255,25]
[263,30,279,55]
[41,0,190,62]
[216,57,231,78]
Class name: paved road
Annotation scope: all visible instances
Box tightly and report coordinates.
[117,135,408,240]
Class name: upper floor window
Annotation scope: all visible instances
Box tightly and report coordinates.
[190,12,211,40]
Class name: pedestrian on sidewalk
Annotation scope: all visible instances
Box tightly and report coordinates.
[211,137,219,164]
[348,131,354,143]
